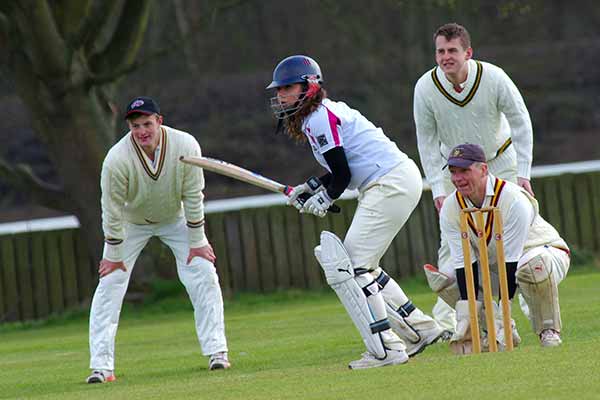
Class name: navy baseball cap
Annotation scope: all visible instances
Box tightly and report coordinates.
[447,143,487,168]
[125,96,160,119]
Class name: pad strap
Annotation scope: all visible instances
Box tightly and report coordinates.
[397,301,416,318]
[371,319,391,334]
[375,270,391,288]
[362,281,380,298]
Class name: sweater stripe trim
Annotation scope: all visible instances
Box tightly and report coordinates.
[130,128,167,181]
[431,61,483,107]
[187,219,205,228]
[105,237,123,245]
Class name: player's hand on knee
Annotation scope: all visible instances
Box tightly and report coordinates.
[301,190,333,218]
[98,259,127,277]
[187,243,216,265]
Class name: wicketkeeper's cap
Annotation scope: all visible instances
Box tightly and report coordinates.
[447,143,487,168]
[125,96,160,119]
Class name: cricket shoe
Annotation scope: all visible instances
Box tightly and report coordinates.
[348,349,409,370]
[439,330,454,342]
[405,324,445,357]
[86,369,116,384]
[540,329,562,347]
[209,351,231,370]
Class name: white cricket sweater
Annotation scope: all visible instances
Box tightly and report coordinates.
[414,59,533,198]
[101,125,208,262]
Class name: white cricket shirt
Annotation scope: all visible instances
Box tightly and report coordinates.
[440,174,566,271]
[302,98,408,190]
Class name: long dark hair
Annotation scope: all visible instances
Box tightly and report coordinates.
[283,87,327,142]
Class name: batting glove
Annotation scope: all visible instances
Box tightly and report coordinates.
[286,176,324,210]
[301,190,333,218]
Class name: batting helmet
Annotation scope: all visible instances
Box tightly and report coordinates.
[266,55,323,89]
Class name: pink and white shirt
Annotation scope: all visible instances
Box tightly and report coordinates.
[302,98,408,190]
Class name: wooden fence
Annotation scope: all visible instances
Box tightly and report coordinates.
[1,165,600,323]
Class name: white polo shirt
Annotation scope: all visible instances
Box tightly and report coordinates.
[440,174,534,273]
[302,98,408,190]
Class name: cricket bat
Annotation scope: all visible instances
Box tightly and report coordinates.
[179,156,340,213]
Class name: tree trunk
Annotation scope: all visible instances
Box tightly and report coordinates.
[13,82,115,263]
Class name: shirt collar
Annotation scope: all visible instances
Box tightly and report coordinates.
[484,173,496,198]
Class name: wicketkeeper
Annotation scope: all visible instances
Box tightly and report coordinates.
[438,144,569,353]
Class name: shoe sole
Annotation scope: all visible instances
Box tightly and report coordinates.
[86,375,116,384]
[407,330,445,357]
[348,354,409,370]
[209,363,231,371]
[541,341,562,348]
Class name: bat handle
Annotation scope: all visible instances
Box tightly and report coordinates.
[283,185,294,196]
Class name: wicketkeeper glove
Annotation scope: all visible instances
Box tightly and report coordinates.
[286,176,324,210]
[301,190,334,218]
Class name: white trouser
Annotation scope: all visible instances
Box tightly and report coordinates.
[517,245,570,333]
[344,159,422,271]
[89,217,228,370]
[433,147,522,329]
[527,246,570,284]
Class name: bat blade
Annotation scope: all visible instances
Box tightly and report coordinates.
[179,156,340,213]
[179,156,291,194]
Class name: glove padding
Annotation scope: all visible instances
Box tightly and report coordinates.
[286,176,324,210]
[287,183,311,210]
[301,190,334,218]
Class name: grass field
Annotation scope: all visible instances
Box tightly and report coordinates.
[1,267,599,400]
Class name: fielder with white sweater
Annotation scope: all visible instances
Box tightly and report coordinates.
[87,97,229,384]
[414,58,533,198]
[414,23,535,333]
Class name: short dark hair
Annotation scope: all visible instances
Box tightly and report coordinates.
[434,23,471,49]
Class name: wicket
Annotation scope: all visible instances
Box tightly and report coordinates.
[459,206,513,353]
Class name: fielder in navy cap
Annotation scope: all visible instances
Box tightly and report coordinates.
[125,96,160,119]
[447,143,487,168]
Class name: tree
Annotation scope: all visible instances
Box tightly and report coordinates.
[0,0,153,262]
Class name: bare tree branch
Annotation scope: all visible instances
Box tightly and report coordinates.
[0,10,8,31]
[0,11,9,58]
[89,0,152,77]
[173,0,198,74]
[14,0,68,75]
[0,157,71,212]
[67,0,121,53]
[85,0,254,87]
[207,0,250,24]
[54,0,89,39]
